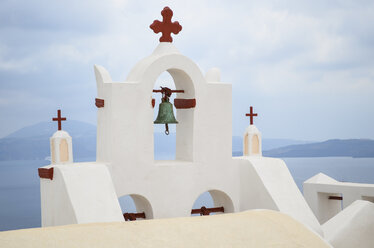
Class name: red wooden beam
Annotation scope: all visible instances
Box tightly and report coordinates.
[95,98,104,108]
[328,196,343,200]
[38,168,54,180]
[123,212,146,221]
[174,98,196,109]
[191,206,224,216]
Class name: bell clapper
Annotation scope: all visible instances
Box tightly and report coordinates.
[153,86,184,135]
[165,124,169,135]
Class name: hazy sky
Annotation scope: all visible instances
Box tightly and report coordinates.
[0,0,373,140]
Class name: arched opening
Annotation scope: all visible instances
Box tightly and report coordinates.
[118,194,153,221]
[152,69,195,162]
[59,139,69,162]
[252,135,259,154]
[191,190,234,216]
[153,72,177,160]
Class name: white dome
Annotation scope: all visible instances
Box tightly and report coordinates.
[245,124,260,134]
[52,130,71,138]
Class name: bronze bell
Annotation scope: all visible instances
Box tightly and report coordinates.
[153,86,179,135]
[154,98,178,135]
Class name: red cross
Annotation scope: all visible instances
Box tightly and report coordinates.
[245,106,258,125]
[52,109,66,131]
[150,7,182,42]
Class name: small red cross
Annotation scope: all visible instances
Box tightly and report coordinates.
[52,109,66,131]
[245,106,258,125]
[150,7,182,42]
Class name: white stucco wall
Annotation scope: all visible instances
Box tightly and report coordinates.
[40,162,123,227]
[322,200,374,248]
[93,42,239,219]
[304,173,374,224]
[234,156,323,236]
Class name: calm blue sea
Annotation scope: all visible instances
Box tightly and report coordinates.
[0,157,374,231]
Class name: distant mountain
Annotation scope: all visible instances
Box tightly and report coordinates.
[232,136,312,156]
[0,121,96,161]
[0,122,190,161]
[5,122,369,161]
[263,139,374,158]
[6,120,96,139]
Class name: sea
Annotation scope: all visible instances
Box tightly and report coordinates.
[1,157,374,231]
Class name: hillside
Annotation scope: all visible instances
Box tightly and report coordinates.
[0,121,314,161]
[232,137,311,155]
[2,122,372,160]
[0,121,97,161]
[263,139,374,158]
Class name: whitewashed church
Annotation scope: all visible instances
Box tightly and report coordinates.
[1,7,374,248]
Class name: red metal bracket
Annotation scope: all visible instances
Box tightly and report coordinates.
[38,168,54,180]
[152,98,155,108]
[174,98,196,109]
[95,98,104,108]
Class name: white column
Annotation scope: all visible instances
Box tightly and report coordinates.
[243,125,262,156]
[50,130,73,164]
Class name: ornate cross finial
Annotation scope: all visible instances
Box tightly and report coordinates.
[245,106,258,125]
[52,109,66,131]
[150,7,182,42]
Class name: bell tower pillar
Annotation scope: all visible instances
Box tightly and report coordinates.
[51,110,73,164]
[243,106,262,156]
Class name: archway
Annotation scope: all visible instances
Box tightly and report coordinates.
[151,68,196,162]
[153,72,177,160]
[252,135,259,154]
[118,194,153,221]
[126,48,203,163]
[191,190,234,216]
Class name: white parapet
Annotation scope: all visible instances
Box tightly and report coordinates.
[303,173,374,224]
[234,156,323,236]
[322,200,374,248]
[40,162,123,227]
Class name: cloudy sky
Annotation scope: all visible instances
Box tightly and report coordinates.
[0,0,373,140]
